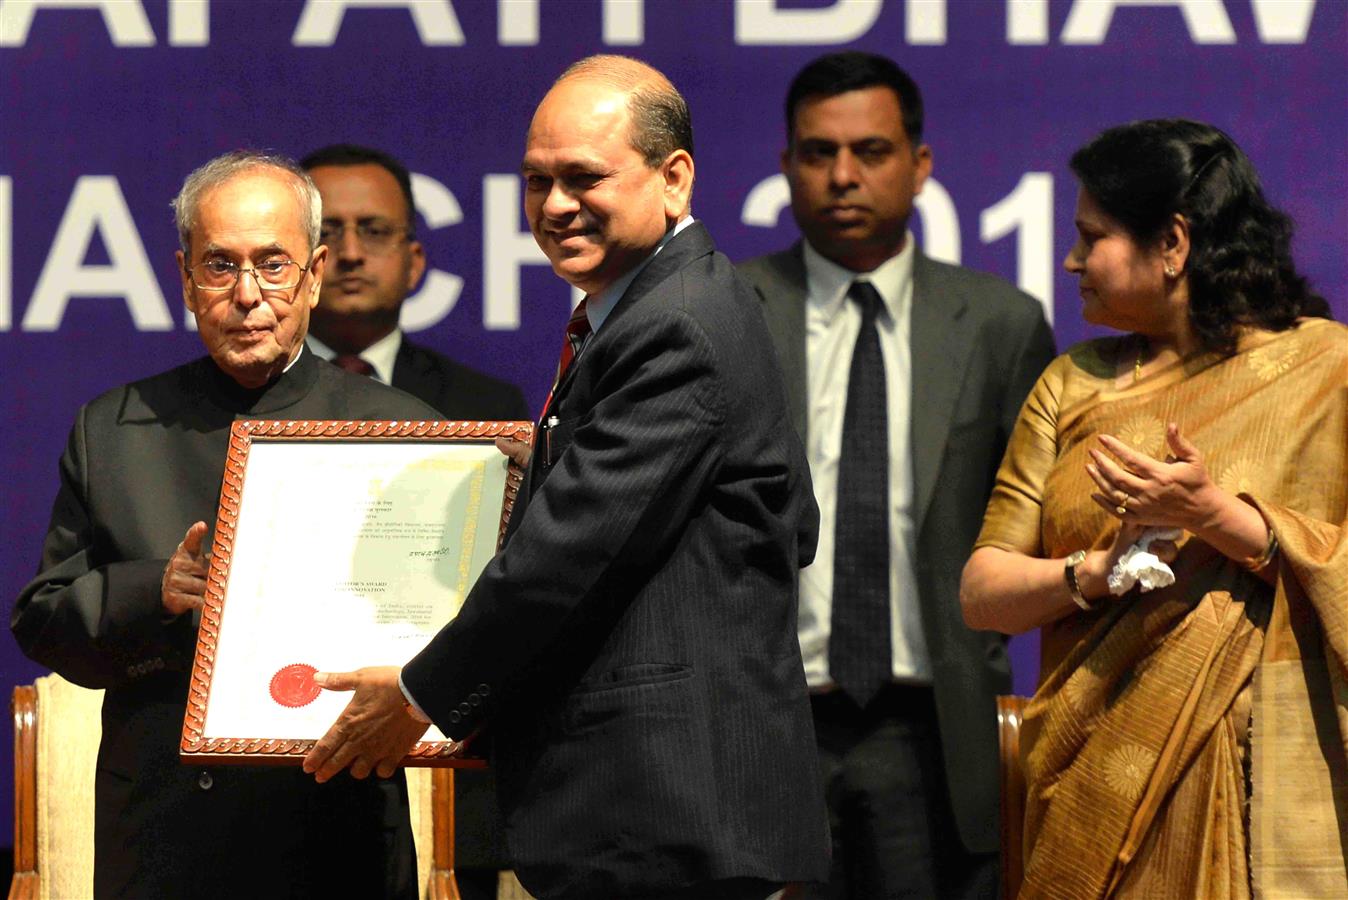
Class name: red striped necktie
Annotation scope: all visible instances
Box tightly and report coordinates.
[542,298,591,417]
[331,354,375,377]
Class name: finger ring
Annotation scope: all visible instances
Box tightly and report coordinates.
[1115,494,1129,516]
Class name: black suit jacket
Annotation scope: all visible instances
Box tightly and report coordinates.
[391,338,529,421]
[403,224,830,899]
[739,245,1055,855]
[11,350,435,899]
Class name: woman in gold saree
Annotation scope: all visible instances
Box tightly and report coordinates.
[960,119,1347,898]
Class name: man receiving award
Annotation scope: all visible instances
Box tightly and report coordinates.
[304,56,830,900]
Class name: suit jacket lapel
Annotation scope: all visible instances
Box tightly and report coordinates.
[757,246,809,441]
[524,223,718,510]
[605,221,715,331]
[547,222,717,414]
[909,252,971,531]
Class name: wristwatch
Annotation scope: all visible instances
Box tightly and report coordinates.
[1064,550,1094,611]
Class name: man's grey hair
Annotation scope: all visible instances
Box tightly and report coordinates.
[172,150,322,256]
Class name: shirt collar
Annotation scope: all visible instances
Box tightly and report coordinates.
[802,233,915,325]
[202,342,319,415]
[305,328,403,384]
[282,342,305,374]
[585,215,695,333]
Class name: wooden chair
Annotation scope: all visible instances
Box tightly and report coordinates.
[997,695,1029,899]
[407,767,463,899]
[10,674,102,900]
[9,673,479,900]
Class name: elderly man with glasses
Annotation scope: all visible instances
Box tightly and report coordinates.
[301,144,527,424]
[12,150,436,899]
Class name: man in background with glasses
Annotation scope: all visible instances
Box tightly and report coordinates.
[301,144,527,423]
[13,150,435,899]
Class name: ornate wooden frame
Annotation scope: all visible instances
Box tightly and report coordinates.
[180,419,531,767]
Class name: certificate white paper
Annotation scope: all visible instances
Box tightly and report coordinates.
[180,420,529,766]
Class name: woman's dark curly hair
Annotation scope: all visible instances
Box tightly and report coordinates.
[1070,119,1322,354]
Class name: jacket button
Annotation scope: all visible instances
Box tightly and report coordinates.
[197,771,214,791]
[448,711,461,724]
[468,693,481,707]
[457,702,471,715]
[477,684,490,696]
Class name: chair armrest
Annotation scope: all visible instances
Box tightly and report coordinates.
[10,685,39,900]
[998,695,1028,900]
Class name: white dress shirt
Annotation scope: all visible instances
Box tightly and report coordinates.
[798,236,931,689]
[306,329,402,385]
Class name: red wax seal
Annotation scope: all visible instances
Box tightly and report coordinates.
[270,664,320,708]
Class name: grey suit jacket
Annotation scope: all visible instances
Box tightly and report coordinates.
[739,243,1055,854]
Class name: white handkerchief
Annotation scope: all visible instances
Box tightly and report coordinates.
[1107,528,1184,596]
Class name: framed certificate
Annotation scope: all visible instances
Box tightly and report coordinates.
[180,419,532,766]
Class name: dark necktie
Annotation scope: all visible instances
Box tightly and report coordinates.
[542,298,591,417]
[829,280,892,709]
[331,354,375,377]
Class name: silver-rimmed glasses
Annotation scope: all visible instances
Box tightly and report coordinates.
[185,257,313,293]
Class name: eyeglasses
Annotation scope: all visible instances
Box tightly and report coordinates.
[319,220,412,252]
[185,257,312,293]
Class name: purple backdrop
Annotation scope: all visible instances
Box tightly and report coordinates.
[1,0,1344,849]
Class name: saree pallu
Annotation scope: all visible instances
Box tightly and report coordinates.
[975,319,1348,898]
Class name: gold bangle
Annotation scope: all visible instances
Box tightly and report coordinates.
[1241,530,1279,573]
[1064,550,1095,611]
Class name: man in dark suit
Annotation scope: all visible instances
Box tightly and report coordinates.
[301,144,528,421]
[11,151,433,898]
[301,143,526,900]
[303,55,829,900]
[739,52,1056,899]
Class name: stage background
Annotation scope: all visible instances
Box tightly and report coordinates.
[1,0,1344,853]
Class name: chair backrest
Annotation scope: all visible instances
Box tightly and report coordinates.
[409,766,462,899]
[9,674,469,900]
[997,694,1029,899]
[10,673,105,900]
[411,766,534,900]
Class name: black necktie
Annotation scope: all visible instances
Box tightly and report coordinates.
[829,280,892,709]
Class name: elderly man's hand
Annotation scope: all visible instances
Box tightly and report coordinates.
[496,435,532,468]
[162,521,209,616]
[303,666,430,783]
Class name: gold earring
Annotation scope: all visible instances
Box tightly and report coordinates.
[1164,264,1177,278]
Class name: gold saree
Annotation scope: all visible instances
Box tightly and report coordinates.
[976,319,1348,898]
